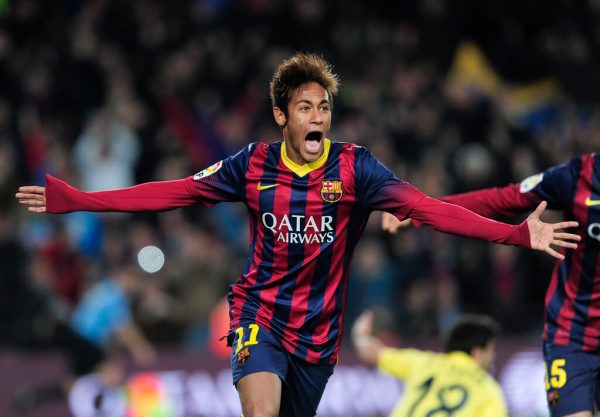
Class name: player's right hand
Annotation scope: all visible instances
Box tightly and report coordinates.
[381,212,412,234]
[525,201,580,260]
[15,186,47,213]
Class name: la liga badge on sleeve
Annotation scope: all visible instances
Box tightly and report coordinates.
[193,160,223,180]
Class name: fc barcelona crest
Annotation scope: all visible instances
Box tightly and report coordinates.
[321,180,343,203]
[548,389,560,407]
[237,347,250,365]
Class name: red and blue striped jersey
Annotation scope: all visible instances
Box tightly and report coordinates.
[191,139,425,364]
[45,139,532,364]
[440,153,600,351]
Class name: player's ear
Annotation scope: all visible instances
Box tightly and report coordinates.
[273,107,287,128]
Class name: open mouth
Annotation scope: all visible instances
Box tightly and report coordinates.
[304,131,322,153]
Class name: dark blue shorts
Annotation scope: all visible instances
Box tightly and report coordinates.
[229,322,334,417]
[543,341,600,416]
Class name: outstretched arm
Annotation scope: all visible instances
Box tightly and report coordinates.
[438,183,540,218]
[381,182,541,234]
[409,197,579,260]
[352,310,385,367]
[17,146,252,213]
[16,174,208,214]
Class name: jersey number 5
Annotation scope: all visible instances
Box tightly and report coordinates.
[545,358,567,390]
[235,323,260,354]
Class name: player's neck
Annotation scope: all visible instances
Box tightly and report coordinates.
[281,139,330,177]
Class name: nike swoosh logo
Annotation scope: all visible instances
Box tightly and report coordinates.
[257,182,279,191]
[585,197,600,206]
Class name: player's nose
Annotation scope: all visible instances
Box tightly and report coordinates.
[310,108,323,124]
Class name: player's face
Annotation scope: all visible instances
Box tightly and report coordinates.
[273,82,332,165]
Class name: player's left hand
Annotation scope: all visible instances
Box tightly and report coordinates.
[526,201,580,260]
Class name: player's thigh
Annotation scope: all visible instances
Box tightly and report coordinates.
[229,323,288,417]
[279,357,334,417]
[543,342,600,416]
[237,371,282,417]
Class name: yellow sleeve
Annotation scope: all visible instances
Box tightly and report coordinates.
[377,348,432,380]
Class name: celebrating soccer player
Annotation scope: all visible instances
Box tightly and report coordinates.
[381,154,600,417]
[16,53,580,417]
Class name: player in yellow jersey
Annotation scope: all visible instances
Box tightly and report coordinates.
[352,310,508,417]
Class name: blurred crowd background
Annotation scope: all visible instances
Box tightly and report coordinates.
[2,0,600,360]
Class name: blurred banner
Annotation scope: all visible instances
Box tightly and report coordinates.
[2,338,548,417]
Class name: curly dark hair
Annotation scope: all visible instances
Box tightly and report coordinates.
[269,52,340,114]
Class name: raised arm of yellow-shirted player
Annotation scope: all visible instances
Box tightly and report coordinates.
[378,347,431,380]
[351,310,431,378]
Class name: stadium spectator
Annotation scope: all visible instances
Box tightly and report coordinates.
[352,310,508,417]
[11,260,156,413]
[72,106,141,192]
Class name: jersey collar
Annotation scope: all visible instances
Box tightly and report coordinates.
[447,351,480,369]
[281,138,330,177]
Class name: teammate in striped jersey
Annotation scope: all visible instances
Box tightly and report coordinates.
[382,154,599,417]
[16,53,580,417]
